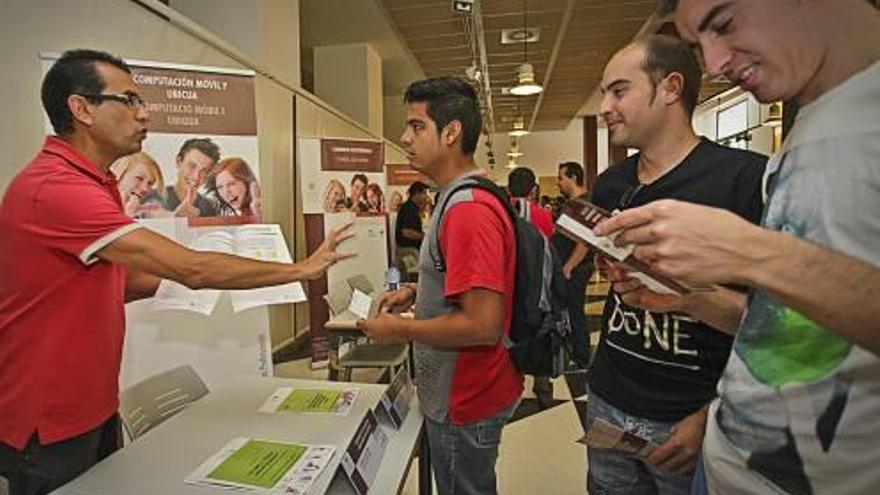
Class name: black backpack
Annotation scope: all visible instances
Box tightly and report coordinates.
[430,176,571,377]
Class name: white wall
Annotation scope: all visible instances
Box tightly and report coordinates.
[313,43,384,136]
[171,0,301,86]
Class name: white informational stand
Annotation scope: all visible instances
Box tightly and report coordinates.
[119,219,273,391]
[120,294,273,391]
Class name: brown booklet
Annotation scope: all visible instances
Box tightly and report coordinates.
[556,197,711,295]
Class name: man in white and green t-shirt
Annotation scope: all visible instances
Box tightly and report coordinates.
[594,0,880,493]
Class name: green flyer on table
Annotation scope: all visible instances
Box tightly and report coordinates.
[207,439,307,488]
[278,388,342,413]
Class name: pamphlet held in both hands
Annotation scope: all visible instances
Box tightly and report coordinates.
[258,387,360,415]
[579,417,659,459]
[556,197,711,295]
[185,437,335,494]
[152,224,306,315]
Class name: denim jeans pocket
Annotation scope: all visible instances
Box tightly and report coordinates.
[475,420,504,448]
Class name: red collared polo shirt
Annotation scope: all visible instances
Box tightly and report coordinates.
[0,136,141,450]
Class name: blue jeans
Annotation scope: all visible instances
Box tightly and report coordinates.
[424,401,517,495]
[689,456,709,495]
[586,393,691,495]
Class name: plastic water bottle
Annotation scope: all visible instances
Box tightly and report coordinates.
[386,266,401,292]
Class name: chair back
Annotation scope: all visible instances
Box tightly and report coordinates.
[347,275,375,295]
[119,365,208,440]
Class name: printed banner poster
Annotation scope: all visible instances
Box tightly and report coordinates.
[42,55,261,227]
[299,137,388,216]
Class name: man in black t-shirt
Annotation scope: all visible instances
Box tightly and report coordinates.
[585,35,766,495]
[553,161,592,367]
[394,181,430,278]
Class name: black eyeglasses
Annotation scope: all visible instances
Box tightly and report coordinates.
[77,92,146,109]
[617,183,645,210]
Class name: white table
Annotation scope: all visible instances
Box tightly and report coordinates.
[52,377,425,495]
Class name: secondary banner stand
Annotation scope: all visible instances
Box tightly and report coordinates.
[298,137,389,366]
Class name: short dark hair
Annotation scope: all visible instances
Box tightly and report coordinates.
[403,77,482,155]
[177,138,221,164]
[658,0,678,15]
[508,167,537,198]
[558,161,584,187]
[637,35,702,118]
[41,49,131,135]
[351,174,368,187]
[407,181,429,197]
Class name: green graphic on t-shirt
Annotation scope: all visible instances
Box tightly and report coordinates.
[740,306,850,387]
[208,440,306,488]
[277,389,341,413]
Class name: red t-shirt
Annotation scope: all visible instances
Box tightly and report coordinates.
[528,200,555,238]
[440,189,522,424]
[0,137,140,450]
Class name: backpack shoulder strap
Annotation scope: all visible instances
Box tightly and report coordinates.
[430,176,516,273]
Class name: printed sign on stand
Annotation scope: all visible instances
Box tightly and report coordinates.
[375,367,414,429]
[339,409,389,495]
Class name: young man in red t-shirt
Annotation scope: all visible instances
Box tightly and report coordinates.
[506,166,554,238]
[506,166,560,407]
[360,77,521,495]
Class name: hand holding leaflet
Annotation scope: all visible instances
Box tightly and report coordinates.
[556,197,712,295]
[579,417,659,459]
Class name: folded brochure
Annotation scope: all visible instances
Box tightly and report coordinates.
[579,417,659,459]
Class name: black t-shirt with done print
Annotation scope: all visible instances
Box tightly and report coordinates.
[588,138,766,422]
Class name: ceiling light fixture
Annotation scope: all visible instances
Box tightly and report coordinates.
[508,116,529,137]
[510,0,543,97]
[507,139,524,157]
[510,63,542,96]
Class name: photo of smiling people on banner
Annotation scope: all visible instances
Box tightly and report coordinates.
[106,59,262,226]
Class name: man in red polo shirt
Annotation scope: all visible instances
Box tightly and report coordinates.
[360,77,521,495]
[0,49,353,495]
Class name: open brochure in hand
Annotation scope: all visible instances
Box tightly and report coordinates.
[152,224,306,315]
[556,197,711,295]
[579,417,659,459]
[185,437,334,494]
[324,289,381,330]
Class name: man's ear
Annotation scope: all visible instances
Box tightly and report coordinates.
[661,72,685,107]
[67,94,95,128]
[442,120,463,148]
